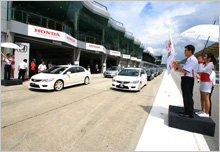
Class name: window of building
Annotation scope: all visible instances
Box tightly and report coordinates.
[14,9,22,22]
[42,17,47,28]
[48,19,55,30]
[56,22,63,31]
[28,13,41,26]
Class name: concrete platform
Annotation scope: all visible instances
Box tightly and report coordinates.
[1,79,23,86]
[169,105,215,137]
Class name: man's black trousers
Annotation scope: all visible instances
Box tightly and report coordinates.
[4,65,11,80]
[18,69,26,81]
[181,76,194,117]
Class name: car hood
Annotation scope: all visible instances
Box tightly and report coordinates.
[113,75,140,82]
[31,73,60,79]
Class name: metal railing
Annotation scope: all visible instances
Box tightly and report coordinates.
[90,1,108,11]
[110,17,123,27]
[78,33,103,45]
[135,38,140,42]
[126,31,133,36]
[9,8,64,32]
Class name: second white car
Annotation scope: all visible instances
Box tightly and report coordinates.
[111,68,147,92]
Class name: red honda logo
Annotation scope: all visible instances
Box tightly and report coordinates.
[34,28,60,37]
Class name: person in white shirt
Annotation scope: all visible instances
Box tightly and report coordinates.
[18,59,28,81]
[3,53,12,80]
[48,61,53,69]
[209,70,216,116]
[38,61,47,73]
[195,53,216,118]
[173,45,198,118]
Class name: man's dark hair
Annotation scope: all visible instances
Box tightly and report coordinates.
[23,59,27,62]
[185,45,195,54]
[6,53,10,56]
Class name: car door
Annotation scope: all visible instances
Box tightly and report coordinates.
[63,67,77,85]
[75,67,86,83]
[141,69,147,85]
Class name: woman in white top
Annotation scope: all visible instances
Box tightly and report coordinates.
[196,53,216,117]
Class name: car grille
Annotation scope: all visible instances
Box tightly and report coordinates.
[30,83,40,88]
[31,78,42,82]
[116,81,130,84]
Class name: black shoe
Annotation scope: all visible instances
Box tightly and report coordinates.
[178,111,186,114]
[179,113,194,118]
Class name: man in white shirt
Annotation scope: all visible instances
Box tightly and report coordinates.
[18,59,28,81]
[38,61,47,73]
[173,45,198,118]
[3,53,12,80]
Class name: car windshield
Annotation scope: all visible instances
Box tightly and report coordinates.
[43,66,68,74]
[107,66,118,71]
[144,69,149,72]
[118,69,139,77]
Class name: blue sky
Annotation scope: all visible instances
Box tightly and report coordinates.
[98,1,219,63]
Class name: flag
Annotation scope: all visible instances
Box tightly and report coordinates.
[167,31,176,75]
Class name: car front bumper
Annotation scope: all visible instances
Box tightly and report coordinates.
[111,81,139,91]
[29,80,55,90]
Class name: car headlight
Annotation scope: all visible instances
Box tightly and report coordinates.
[112,78,116,82]
[42,78,55,82]
[130,80,139,84]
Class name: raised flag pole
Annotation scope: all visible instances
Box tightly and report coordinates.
[167,30,176,75]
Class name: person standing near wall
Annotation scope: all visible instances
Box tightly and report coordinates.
[95,64,99,73]
[18,59,28,81]
[30,60,36,78]
[48,61,53,69]
[10,54,15,79]
[38,61,47,73]
[3,53,12,80]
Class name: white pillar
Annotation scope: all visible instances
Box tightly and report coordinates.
[74,48,81,65]
[101,54,107,73]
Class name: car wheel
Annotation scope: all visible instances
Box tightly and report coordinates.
[84,77,90,85]
[54,80,64,91]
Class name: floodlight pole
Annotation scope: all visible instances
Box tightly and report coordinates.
[201,20,216,56]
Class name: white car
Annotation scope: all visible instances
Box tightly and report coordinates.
[29,65,91,91]
[111,68,147,92]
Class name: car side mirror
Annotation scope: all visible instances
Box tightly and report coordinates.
[67,71,71,75]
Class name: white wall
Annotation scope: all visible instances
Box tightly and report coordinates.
[1,1,7,33]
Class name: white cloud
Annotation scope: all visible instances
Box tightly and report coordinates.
[99,1,219,60]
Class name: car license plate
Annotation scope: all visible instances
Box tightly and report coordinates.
[120,84,123,87]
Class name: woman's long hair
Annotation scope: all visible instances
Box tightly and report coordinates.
[206,53,217,66]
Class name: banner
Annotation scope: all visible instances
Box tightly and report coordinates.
[15,43,30,79]
[167,31,176,75]
[86,43,106,53]
[28,25,77,47]
[110,50,121,56]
